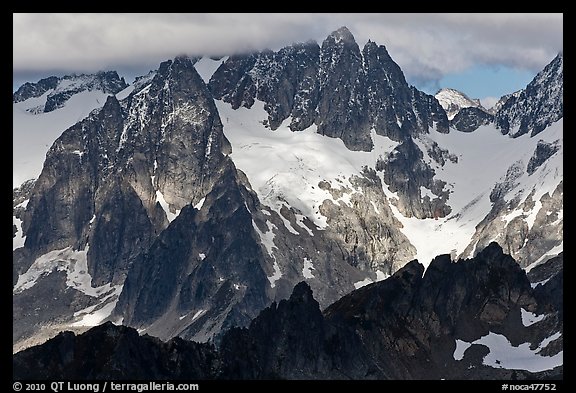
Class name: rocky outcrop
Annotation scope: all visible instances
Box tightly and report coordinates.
[209,26,448,152]
[14,243,563,380]
[496,53,563,137]
[527,140,561,175]
[13,321,219,380]
[451,106,494,132]
[113,159,271,343]
[319,168,417,273]
[13,55,234,347]
[378,137,451,218]
[13,76,59,103]
[13,72,128,112]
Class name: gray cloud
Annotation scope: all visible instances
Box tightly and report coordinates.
[13,13,562,87]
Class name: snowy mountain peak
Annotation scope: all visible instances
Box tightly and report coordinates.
[13,28,562,376]
[13,71,128,113]
[327,26,356,45]
[435,88,487,120]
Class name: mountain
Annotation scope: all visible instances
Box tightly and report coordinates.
[435,88,494,133]
[12,72,129,188]
[13,25,563,377]
[13,242,563,380]
[435,88,488,120]
[496,52,563,138]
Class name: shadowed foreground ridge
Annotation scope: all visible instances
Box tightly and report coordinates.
[13,242,562,380]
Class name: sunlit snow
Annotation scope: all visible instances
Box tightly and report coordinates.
[217,98,562,268]
[354,277,373,289]
[302,257,315,279]
[13,90,111,188]
[453,332,563,372]
[521,308,546,327]
[156,190,181,222]
[13,246,124,327]
[217,99,399,231]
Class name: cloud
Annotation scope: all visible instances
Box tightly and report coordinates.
[479,96,500,110]
[13,13,562,87]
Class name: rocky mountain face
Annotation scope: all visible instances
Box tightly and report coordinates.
[13,24,562,372]
[450,106,494,133]
[434,87,495,133]
[209,28,449,152]
[13,243,563,380]
[209,27,451,220]
[13,71,128,113]
[496,52,563,138]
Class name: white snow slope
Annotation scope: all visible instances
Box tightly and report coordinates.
[215,91,562,267]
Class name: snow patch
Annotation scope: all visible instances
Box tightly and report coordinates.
[13,245,123,327]
[156,189,181,222]
[71,284,123,327]
[530,278,551,289]
[302,257,315,279]
[521,308,546,327]
[194,197,206,210]
[525,241,563,272]
[453,332,562,372]
[354,277,373,289]
[192,309,206,321]
[252,220,283,288]
[268,260,282,288]
[252,220,277,258]
[13,215,26,251]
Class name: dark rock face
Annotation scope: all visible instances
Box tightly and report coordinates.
[315,27,372,151]
[496,53,563,137]
[13,76,59,102]
[14,243,562,380]
[527,140,561,175]
[14,55,234,346]
[450,106,494,132]
[13,322,219,380]
[379,138,451,219]
[113,159,271,343]
[219,281,331,379]
[209,26,448,152]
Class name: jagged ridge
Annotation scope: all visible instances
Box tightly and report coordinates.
[13,243,563,380]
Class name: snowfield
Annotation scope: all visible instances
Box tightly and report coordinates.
[215,94,562,267]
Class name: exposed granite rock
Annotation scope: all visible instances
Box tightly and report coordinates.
[15,243,562,380]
